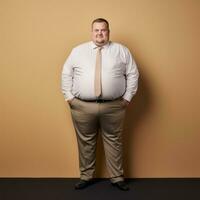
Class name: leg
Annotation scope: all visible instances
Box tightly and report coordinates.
[70,99,99,181]
[99,99,126,183]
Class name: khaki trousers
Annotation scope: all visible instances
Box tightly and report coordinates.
[69,98,126,183]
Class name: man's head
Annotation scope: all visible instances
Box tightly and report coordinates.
[91,18,110,47]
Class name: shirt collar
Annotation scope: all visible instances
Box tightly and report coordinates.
[90,41,111,50]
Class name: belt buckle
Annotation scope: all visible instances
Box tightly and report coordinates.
[96,99,104,103]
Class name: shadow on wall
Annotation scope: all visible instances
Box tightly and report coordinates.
[95,64,154,178]
[123,66,154,177]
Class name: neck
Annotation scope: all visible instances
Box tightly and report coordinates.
[94,41,109,47]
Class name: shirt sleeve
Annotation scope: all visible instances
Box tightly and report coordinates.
[61,49,75,101]
[122,48,139,102]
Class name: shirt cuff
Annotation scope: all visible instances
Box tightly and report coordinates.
[64,93,75,101]
[122,93,133,102]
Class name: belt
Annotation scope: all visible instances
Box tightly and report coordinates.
[76,98,119,103]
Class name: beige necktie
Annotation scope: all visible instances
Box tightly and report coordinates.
[94,47,102,97]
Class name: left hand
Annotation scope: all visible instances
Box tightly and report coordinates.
[122,98,130,107]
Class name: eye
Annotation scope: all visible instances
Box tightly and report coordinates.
[102,29,108,33]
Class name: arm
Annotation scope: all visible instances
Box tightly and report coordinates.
[122,48,139,103]
[61,49,75,102]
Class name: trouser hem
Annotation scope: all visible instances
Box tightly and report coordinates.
[110,176,124,183]
[80,176,93,181]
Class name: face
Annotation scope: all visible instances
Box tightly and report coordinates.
[91,22,110,47]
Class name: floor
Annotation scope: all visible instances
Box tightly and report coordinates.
[0,178,200,200]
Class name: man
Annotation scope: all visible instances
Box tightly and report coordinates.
[61,18,139,191]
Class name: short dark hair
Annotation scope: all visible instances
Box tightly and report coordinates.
[91,18,109,30]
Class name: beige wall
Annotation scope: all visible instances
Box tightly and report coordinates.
[1,0,200,177]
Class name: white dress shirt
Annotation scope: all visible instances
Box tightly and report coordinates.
[61,41,139,102]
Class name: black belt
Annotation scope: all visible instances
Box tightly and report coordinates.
[76,98,118,103]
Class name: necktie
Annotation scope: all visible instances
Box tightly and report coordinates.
[94,47,102,97]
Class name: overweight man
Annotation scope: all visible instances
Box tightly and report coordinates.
[61,18,139,191]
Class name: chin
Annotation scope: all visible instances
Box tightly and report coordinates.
[97,39,104,42]
[96,40,105,44]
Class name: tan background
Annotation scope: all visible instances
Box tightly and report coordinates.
[0,0,200,177]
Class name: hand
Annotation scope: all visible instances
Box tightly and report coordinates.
[122,98,130,107]
[67,98,75,105]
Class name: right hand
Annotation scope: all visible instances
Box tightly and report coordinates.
[67,98,75,105]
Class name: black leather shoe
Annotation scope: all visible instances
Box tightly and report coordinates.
[75,180,92,190]
[111,181,130,191]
